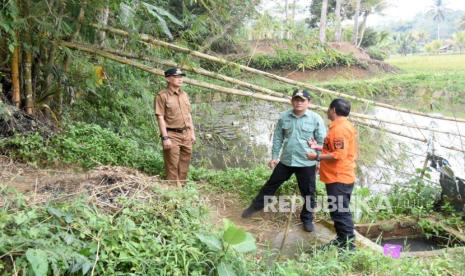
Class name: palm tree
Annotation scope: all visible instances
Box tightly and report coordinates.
[427,0,447,40]
[353,0,361,45]
[356,0,388,48]
[319,0,329,43]
[335,0,344,42]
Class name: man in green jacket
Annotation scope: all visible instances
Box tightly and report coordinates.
[242,89,326,232]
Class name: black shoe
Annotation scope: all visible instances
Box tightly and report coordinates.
[318,239,342,251]
[303,221,315,232]
[241,206,259,218]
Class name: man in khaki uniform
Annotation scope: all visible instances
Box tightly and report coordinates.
[155,68,195,186]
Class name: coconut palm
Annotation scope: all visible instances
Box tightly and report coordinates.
[335,0,344,42]
[427,0,447,40]
[319,0,329,43]
[357,0,388,48]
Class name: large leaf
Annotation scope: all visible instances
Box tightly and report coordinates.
[142,2,178,39]
[217,262,237,276]
[151,5,183,26]
[196,233,222,251]
[222,225,247,245]
[231,233,257,253]
[26,249,48,276]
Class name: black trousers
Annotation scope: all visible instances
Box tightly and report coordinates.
[325,183,355,242]
[250,162,316,223]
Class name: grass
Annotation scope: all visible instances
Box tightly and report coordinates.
[387,54,465,73]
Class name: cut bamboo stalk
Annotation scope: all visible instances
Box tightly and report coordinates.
[60,41,465,153]
[91,24,465,124]
[104,46,462,138]
[11,44,21,108]
[104,48,289,99]
[351,117,465,153]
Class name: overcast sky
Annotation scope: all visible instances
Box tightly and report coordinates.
[259,0,465,25]
[369,0,465,25]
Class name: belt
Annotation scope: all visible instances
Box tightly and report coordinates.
[166,127,189,133]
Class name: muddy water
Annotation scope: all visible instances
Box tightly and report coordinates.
[364,107,465,192]
[193,100,465,193]
[192,101,287,169]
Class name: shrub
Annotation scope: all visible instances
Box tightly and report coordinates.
[0,123,164,174]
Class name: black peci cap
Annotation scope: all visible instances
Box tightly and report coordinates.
[164,68,186,77]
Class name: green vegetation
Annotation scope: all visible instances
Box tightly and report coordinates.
[245,48,360,71]
[0,123,163,174]
[388,54,465,72]
[0,185,258,275]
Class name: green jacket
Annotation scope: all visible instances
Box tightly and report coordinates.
[271,109,326,167]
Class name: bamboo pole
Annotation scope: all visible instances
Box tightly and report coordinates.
[24,45,33,114]
[60,41,465,153]
[91,24,465,124]
[351,117,465,153]
[11,43,21,108]
[105,47,289,99]
[104,46,463,138]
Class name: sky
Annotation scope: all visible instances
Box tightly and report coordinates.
[259,0,465,25]
[369,0,465,26]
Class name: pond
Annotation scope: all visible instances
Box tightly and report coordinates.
[192,97,465,193]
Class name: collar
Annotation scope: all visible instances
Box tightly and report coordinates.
[329,116,348,128]
[289,109,309,118]
[167,87,182,95]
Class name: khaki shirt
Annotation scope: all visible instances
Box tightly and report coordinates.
[154,88,193,129]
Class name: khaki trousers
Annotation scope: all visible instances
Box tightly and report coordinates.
[163,130,192,185]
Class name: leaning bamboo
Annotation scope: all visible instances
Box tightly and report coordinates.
[105,46,463,138]
[92,24,465,124]
[105,48,288,99]
[60,41,287,103]
[351,117,465,153]
[60,41,465,153]
[11,43,20,108]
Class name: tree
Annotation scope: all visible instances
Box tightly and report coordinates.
[458,14,465,30]
[395,33,415,55]
[453,31,465,53]
[424,39,442,54]
[357,0,388,48]
[319,0,329,43]
[335,0,344,42]
[427,0,447,40]
[353,0,361,45]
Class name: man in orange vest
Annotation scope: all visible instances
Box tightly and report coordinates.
[307,98,357,250]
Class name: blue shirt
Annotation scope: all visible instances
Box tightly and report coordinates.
[272,109,326,167]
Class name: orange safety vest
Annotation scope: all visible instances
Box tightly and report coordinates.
[320,117,357,184]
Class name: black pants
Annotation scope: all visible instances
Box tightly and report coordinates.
[250,162,316,223]
[325,183,355,242]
